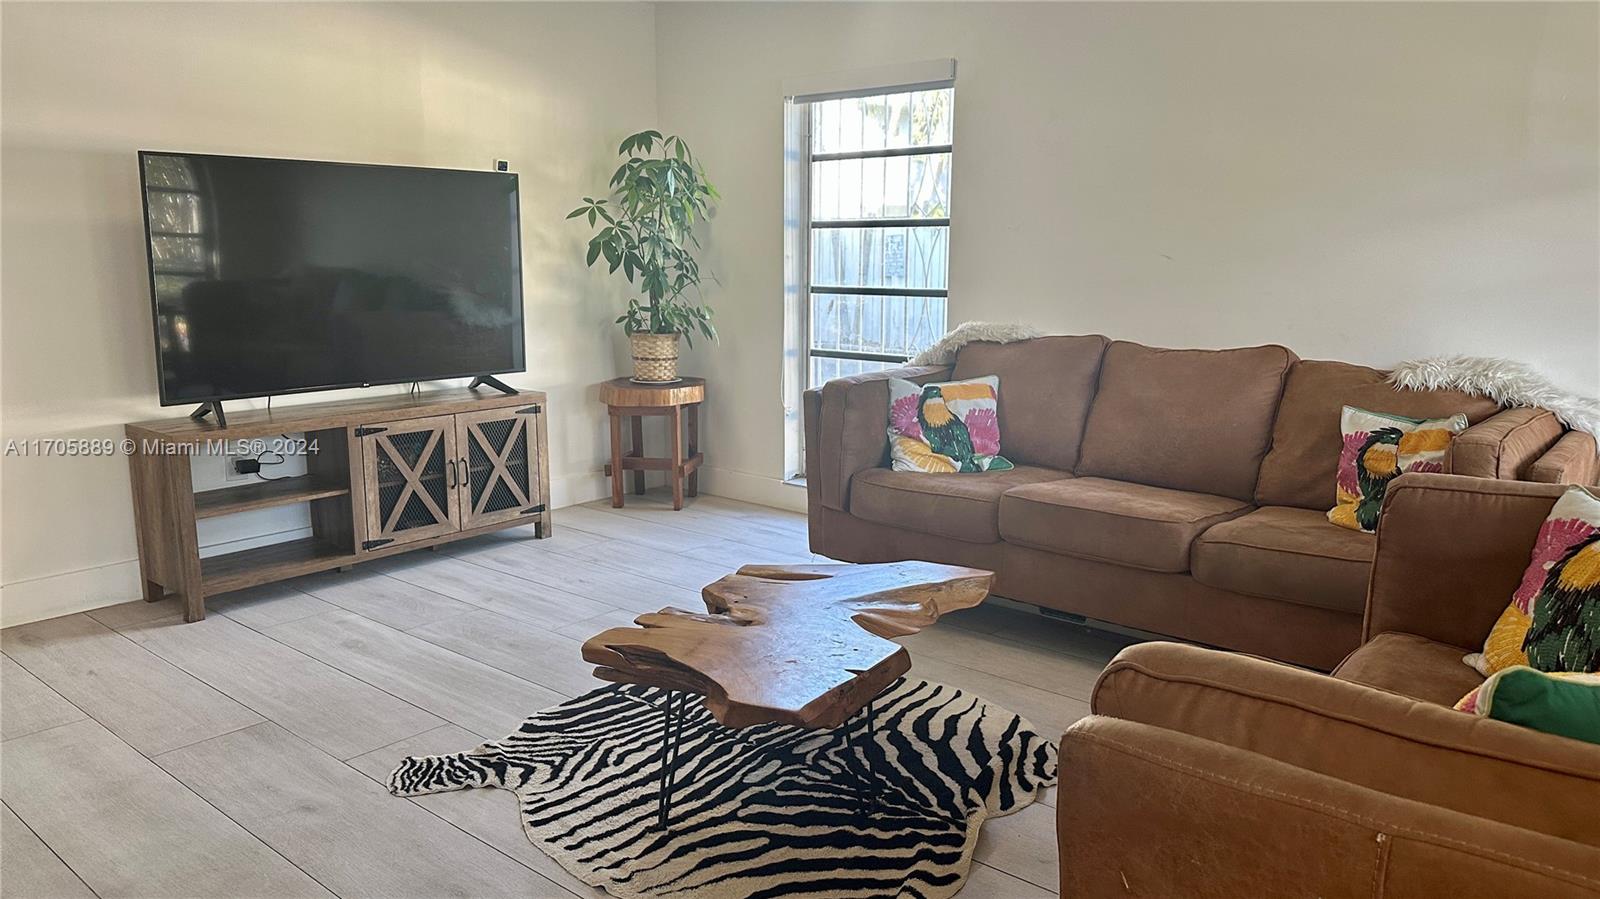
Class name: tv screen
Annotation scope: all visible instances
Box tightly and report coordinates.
[138,152,524,405]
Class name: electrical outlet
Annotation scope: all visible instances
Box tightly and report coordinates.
[224,455,252,482]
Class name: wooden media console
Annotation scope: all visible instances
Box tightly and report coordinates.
[125,387,552,622]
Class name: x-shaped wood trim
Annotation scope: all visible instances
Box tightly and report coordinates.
[467,419,530,516]
[378,429,449,533]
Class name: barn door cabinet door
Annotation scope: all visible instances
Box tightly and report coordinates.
[358,415,461,549]
[455,405,543,530]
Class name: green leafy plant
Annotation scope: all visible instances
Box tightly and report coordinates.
[569,130,720,346]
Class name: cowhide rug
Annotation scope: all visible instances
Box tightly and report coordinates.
[388,678,1057,899]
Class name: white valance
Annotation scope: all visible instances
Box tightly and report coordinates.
[783,58,956,104]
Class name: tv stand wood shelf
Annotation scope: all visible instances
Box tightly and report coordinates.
[125,387,551,622]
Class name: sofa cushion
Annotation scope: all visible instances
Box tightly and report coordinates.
[887,375,1012,472]
[999,477,1250,573]
[1191,506,1375,614]
[1471,485,1600,677]
[1255,360,1503,510]
[1327,406,1469,534]
[1333,633,1486,707]
[1075,341,1295,501]
[952,335,1109,472]
[849,465,1069,544]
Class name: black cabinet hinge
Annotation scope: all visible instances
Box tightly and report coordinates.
[521,504,546,515]
[516,404,542,415]
[354,426,387,437]
[362,538,395,550]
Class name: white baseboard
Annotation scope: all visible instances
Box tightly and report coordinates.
[0,525,312,629]
[0,558,144,629]
[549,470,612,510]
[0,471,616,630]
[697,466,807,513]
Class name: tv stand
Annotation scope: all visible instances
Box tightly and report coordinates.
[126,387,551,622]
[468,374,518,396]
[188,400,227,428]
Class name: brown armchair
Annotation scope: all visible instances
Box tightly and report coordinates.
[1058,473,1600,897]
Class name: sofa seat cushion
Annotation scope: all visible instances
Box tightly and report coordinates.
[1191,506,1376,614]
[1334,632,1486,707]
[999,477,1251,573]
[849,465,1070,544]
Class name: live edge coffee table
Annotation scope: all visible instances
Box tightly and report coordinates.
[580,561,993,828]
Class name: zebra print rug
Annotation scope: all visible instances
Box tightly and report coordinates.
[388,678,1057,899]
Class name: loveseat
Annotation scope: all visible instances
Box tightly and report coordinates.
[803,336,1568,668]
[1057,474,1600,896]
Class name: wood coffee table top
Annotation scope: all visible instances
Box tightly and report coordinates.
[580,561,993,730]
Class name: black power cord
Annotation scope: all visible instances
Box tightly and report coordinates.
[252,432,292,481]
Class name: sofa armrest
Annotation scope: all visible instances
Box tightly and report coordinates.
[1530,429,1600,485]
[1059,716,1600,898]
[1090,641,1600,847]
[802,364,951,512]
[1365,473,1567,649]
[1450,407,1564,480]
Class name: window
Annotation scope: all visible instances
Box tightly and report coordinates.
[781,61,955,480]
[799,88,953,387]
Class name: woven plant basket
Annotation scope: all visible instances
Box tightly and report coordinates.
[629,332,680,383]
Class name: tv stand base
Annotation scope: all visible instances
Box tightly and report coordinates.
[188,400,227,428]
[468,375,518,396]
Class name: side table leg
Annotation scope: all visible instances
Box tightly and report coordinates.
[686,403,700,498]
[669,404,685,510]
[608,410,625,508]
[629,415,646,496]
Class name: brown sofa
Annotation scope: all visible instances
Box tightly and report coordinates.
[804,336,1566,669]
[1533,429,1600,485]
[1059,473,1600,897]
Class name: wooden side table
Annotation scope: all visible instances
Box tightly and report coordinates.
[600,376,705,510]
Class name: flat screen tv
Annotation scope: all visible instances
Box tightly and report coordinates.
[138,151,524,407]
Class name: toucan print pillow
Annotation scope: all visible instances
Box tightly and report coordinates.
[1327,405,1468,533]
[1468,486,1600,677]
[886,375,1014,474]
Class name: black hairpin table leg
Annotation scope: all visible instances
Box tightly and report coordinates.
[847,696,883,818]
[658,689,685,830]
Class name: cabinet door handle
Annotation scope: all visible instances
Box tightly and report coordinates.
[457,458,467,487]
[445,459,456,488]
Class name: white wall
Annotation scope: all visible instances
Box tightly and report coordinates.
[4,2,1597,625]
[655,2,1600,509]
[0,2,657,625]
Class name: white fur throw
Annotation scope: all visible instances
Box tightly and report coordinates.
[910,324,1600,438]
[909,321,1044,366]
[1389,356,1600,438]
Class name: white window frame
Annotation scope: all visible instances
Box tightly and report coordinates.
[781,60,957,481]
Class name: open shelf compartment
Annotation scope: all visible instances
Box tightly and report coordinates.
[193,475,351,519]
[199,537,355,594]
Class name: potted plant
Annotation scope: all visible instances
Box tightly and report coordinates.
[570,130,719,383]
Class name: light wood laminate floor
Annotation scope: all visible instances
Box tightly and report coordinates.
[1,491,1134,898]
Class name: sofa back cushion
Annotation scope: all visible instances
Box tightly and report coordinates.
[952,335,1109,472]
[1255,360,1502,510]
[1075,341,1295,500]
